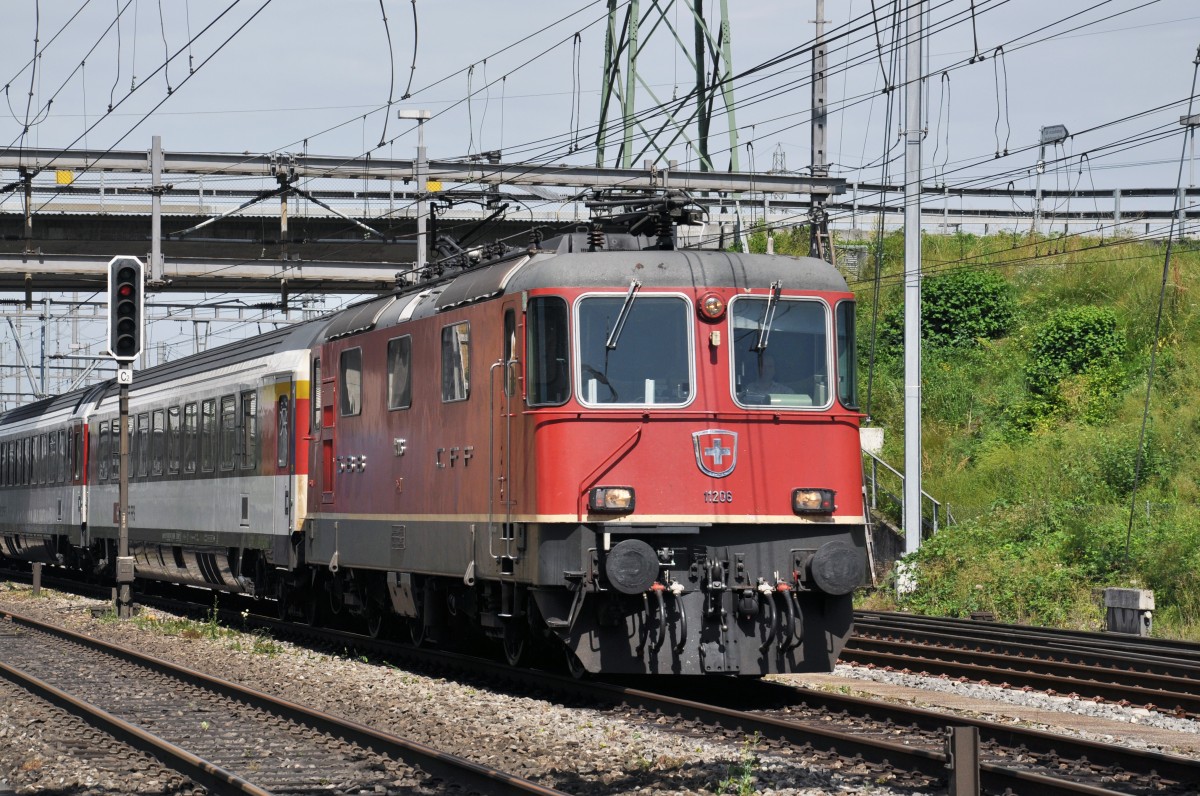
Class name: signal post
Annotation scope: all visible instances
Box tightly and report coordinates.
[107,256,144,618]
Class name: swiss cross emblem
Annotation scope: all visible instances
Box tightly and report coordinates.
[692,429,738,478]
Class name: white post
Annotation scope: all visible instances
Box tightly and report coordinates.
[902,0,924,560]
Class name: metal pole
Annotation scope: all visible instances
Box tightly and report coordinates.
[809,0,830,261]
[150,136,165,284]
[39,297,47,396]
[117,374,133,618]
[417,119,427,274]
[1033,141,1045,235]
[621,0,640,168]
[902,0,924,559]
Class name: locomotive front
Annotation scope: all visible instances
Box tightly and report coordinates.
[509,237,867,676]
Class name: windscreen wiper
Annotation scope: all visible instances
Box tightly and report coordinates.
[605,280,642,350]
[753,280,783,351]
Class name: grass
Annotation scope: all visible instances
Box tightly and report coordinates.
[852,231,1200,638]
[98,595,284,656]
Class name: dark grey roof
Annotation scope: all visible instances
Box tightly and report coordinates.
[506,248,849,294]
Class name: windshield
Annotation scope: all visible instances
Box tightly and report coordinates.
[731,297,830,408]
[576,294,693,406]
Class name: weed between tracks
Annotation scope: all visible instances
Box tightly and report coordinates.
[717,732,761,796]
[99,596,282,656]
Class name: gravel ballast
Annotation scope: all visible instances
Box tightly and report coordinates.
[3,583,1199,794]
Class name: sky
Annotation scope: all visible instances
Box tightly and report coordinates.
[3,0,1197,187]
[1,0,1198,402]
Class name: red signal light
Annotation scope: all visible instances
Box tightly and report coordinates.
[118,284,134,297]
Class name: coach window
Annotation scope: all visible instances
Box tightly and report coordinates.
[99,422,110,481]
[167,406,181,475]
[276,395,290,468]
[37,434,46,484]
[48,432,58,484]
[183,402,198,474]
[219,395,236,471]
[73,427,83,481]
[24,437,32,485]
[110,422,122,479]
[339,348,363,416]
[135,413,150,477]
[386,336,412,410]
[151,409,165,477]
[200,398,216,472]
[240,390,257,470]
[441,322,470,402]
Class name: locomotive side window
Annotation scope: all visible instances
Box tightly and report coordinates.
[219,395,236,471]
[339,348,363,416]
[99,422,110,481]
[575,295,693,407]
[441,322,470,403]
[200,398,216,472]
[183,402,198,474]
[151,409,165,477]
[167,406,181,475]
[836,301,859,409]
[386,336,412,410]
[240,390,257,469]
[731,297,830,409]
[503,310,517,398]
[526,297,570,406]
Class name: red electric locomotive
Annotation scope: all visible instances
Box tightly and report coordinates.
[302,193,867,675]
[0,191,867,677]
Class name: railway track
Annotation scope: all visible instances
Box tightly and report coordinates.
[846,611,1200,716]
[179,600,1200,794]
[0,608,567,796]
[4,569,1199,794]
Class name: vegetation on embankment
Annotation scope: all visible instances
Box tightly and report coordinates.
[749,226,1200,638]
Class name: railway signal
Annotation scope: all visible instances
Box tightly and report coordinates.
[107,256,144,362]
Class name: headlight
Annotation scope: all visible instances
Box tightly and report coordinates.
[697,292,726,320]
[589,486,636,513]
[792,488,835,514]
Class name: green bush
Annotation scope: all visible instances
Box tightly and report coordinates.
[877,268,1014,355]
[1025,306,1124,397]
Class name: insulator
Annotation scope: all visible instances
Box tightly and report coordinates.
[588,226,605,251]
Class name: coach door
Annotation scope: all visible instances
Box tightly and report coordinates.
[490,304,520,564]
[264,374,294,534]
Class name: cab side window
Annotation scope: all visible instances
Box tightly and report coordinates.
[339,348,363,416]
[441,322,470,402]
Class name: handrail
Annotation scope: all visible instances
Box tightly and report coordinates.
[861,449,955,538]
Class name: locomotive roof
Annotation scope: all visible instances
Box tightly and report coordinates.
[358,242,850,337]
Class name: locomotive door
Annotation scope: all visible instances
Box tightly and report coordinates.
[490,305,520,560]
[307,355,337,507]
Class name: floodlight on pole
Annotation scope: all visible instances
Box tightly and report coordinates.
[1182,114,1200,189]
[398,109,432,276]
[1033,124,1069,235]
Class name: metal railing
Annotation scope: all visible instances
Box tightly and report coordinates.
[862,449,955,539]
